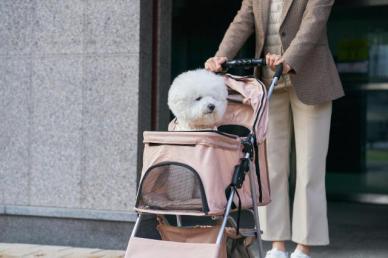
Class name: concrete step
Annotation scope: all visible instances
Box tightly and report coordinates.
[0,243,125,258]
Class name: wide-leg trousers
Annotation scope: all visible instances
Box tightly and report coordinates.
[258,86,332,245]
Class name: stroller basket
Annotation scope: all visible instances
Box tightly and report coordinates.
[127,237,221,258]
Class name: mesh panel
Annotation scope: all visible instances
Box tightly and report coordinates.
[137,163,207,212]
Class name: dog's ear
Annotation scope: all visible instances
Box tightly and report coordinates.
[167,96,186,121]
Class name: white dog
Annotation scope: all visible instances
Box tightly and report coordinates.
[168,69,228,130]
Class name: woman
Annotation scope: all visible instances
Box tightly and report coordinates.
[205,1,344,258]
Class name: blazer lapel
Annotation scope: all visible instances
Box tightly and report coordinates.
[280,0,293,26]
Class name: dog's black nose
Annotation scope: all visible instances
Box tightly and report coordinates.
[208,104,215,111]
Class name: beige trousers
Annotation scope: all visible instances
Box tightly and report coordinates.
[258,86,332,246]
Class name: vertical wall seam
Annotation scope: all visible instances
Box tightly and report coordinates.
[79,0,87,208]
[27,0,38,205]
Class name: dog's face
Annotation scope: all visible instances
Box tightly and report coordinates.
[168,69,228,129]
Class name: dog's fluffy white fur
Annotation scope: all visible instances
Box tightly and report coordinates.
[168,69,228,130]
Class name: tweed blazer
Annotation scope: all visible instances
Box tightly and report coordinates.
[215,0,344,105]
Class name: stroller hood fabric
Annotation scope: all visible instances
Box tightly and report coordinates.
[221,74,269,143]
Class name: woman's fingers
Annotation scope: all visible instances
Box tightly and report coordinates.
[273,57,284,73]
[204,57,227,72]
[272,55,282,70]
[273,55,282,68]
[274,58,292,74]
[265,53,271,68]
[266,53,282,70]
[267,53,292,74]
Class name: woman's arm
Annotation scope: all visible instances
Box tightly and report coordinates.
[282,0,335,74]
[215,0,255,59]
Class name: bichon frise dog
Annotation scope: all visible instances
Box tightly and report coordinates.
[168,69,228,131]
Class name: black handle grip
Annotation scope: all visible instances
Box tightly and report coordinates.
[220,58,283,81]
[274,63,283,79]
[221,58,266,70]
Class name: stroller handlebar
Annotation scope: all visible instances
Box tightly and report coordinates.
[221,58,284,99]
[221,58,283,80]
[222,58,266,69]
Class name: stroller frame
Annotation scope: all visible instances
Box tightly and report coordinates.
[127,59,283,258]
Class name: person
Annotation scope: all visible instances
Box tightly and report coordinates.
[205,1,344,258]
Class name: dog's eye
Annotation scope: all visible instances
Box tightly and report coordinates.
[195,96,202,101]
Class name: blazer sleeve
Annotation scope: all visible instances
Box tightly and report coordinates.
[215,0,255,59]
[282,0,335,73]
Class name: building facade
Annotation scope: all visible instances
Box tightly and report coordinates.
[0,0,171,250]
[1,0,388,251]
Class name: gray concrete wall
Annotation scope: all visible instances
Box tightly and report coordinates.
[0,214,160,250]
[0,0,171,247]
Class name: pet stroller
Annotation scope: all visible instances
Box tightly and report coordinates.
[125,59,283,258]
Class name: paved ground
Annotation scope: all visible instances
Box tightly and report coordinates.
[262,201,388,258]
[166,201,388,258]
[1,201,387,257]
[0,243,124,258]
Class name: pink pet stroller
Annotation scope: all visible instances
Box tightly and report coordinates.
[125,59,283,258]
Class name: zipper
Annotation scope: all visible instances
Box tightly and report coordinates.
[170,130,238,139]
[149,143,196,147]
[252,79,267,131]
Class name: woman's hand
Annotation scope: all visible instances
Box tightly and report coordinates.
[204,57,228,72]
[265,53,292,74]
